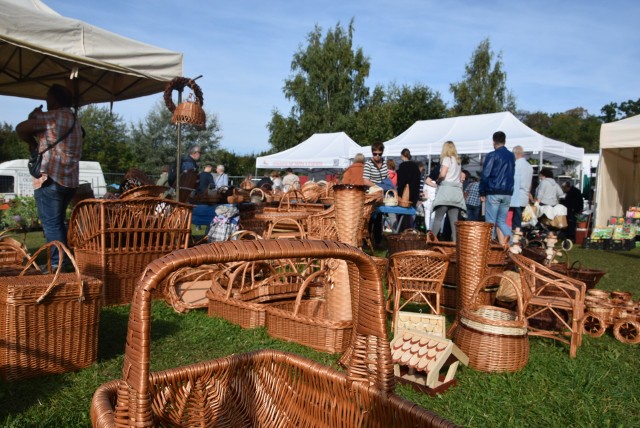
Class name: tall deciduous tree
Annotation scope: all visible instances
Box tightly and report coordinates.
[600,98,640,123]
[450,38,516,116]
[0,123,29,163]
[79,105,134,173]
[268,19,370,151]
[129,100,222,174]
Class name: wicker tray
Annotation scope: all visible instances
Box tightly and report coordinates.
[90,239,455,428]
[0,242,102,381]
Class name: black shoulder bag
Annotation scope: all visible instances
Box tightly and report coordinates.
[28,113,77,179]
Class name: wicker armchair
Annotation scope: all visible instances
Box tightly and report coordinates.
[68,198,193,305]
[509,253,586,358]
[388,250,450,331]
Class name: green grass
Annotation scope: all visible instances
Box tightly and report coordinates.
[1,234,639,427]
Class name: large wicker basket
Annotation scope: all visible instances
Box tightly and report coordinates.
[68,198,192,305]
[0,242,102,381]
[90,239,456,428]
[386,228,428,255]
[453,274,529,373]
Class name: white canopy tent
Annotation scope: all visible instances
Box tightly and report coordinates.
[0,0,183,105]
[595,114,640,225]
[350,112,584,165]
[256,132,361,170]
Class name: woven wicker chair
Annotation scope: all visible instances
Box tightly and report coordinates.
[68,198,193,305]
[388,250,450,331]
[509,253,586,358]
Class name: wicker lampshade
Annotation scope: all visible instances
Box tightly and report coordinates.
[171,100,206,129]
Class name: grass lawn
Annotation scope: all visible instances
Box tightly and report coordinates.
[1,232,639,427]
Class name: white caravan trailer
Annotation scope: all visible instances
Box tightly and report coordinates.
[0,159,107,199]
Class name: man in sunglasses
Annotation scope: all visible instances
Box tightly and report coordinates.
[363,142,389,247]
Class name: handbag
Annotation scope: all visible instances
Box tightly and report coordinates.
[28,113,77,178]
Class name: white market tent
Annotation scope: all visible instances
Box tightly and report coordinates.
[0,0,183,105]
[595,114,640,225]
[256,132,361,170]
[350,112,584,164]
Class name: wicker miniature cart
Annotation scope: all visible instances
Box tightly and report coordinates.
[90,239,456,427]
[582,289,640,344]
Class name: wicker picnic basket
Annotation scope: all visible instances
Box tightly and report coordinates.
[453,273,529,372]
[68,198,192,305]
[0,241,102,381]
[425,232,457,284]
[90,239,456,428]
[550,261,606,290]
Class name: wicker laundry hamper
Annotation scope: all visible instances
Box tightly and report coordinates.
[90,239,457,428]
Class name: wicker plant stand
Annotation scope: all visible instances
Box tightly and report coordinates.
[90,239,456,428]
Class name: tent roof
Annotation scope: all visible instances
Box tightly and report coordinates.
[600,114,640,149]
[256,132,361,169]
[0,0,183,105]
[351,112,584,162]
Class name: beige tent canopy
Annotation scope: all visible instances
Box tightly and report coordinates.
[0,0,183,105]
[595,114,640,225]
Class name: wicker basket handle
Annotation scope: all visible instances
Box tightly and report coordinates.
[20,241,83,303]
[469,273,526,320]
[227,230,263,241]
[292,268,328,316]
[425,231,438,243]
[570,260,582,270]
[265,217,306,240]
[118,239,394,419]
[249,187,265,201]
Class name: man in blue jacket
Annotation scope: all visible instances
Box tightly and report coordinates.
[479,131,515,244]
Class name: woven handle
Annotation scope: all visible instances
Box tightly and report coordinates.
[20,241,83,303]
[265,217,306,239]
[292,268,328,316]
[425,230,438,243]
[468,273,526,321]
[227,230,263,241]
[116,239,394,424]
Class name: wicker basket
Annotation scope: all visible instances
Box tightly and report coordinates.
[386,229,428,255]
[119,185,168,200]
[453,273,529,372]
[68,198,192,305]
[0,242,102,381]
[163,264,225,313]
[90,239,455,428]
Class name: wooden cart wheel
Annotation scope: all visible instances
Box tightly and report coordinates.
[581,314,606,338]
[613,319,640,344]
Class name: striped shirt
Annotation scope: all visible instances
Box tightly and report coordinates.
[32,107,82,188]
[363,159,388,184]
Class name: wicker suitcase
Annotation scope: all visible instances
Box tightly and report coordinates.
[0,242,102,381]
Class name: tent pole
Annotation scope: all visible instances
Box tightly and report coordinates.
[175,90,183,202]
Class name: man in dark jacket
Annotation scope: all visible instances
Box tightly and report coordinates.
[396,148,422,231]
[479,131,515,244]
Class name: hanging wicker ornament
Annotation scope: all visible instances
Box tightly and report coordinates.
[164,77,206,129]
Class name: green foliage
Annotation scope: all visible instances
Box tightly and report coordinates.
[520,108,601,152]
[128,100,222,174]
[0,196,39,230]
[269,19,371,151]
[600,98,640,123]
[449,38,516,116]
[0,122,29,163]
[213,148,259,177]
[79,105,133,172]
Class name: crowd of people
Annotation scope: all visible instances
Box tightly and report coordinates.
[342,131,583,248]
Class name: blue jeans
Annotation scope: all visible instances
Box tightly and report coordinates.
[485,194,512,241]
[34,179,76,268]
[511,206,523,230]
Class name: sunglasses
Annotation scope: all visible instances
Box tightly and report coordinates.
[372,152,383,156]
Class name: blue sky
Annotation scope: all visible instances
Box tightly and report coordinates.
[1,0,638,155]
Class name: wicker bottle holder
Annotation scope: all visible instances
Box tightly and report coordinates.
[453,273,529,372]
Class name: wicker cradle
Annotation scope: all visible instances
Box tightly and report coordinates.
[90,239,457,428]
[68,198,192,305]
[0,242,102,381]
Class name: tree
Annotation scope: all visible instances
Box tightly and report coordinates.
[450,38,516,116]
[268,19,371,150]
[129,100,222,174]
[0,123,29,163]
[600,98,640,123]
[520,108,601,153]
[79,105,134,173]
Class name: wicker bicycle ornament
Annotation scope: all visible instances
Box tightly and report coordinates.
[164,77,206,129]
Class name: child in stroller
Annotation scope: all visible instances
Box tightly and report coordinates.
[521,202,573,251]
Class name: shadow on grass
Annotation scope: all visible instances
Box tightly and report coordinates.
[0,371,69,419]
[97,303,182,362]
